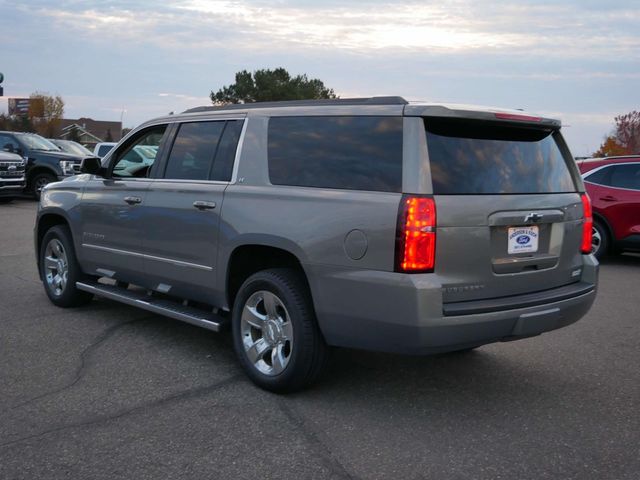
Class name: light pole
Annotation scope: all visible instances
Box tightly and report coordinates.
[120,108,126,139]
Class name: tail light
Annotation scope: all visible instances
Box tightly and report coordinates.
[494,112,542,122]
[395,195,436,273]
[580,193,593,254]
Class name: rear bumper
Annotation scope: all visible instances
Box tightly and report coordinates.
[307,256,598,355]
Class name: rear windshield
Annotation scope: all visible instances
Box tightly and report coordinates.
[425,119,576,194]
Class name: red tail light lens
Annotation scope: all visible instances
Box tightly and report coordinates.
[580,193,593,254]
[396,196,436,272]
[494,112,542,122]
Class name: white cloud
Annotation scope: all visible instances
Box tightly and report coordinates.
[24,0,640,58]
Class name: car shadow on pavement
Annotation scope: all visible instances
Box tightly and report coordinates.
[598,252,640,266]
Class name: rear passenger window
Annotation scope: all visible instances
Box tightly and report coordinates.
[268,116,403,192]
[164,122,224,180]
[584,167,611,186]
[609,164,640,190]
[211,120,243,181]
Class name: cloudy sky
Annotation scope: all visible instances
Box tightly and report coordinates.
[1,0,638,155]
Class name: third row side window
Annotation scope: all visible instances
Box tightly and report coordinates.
[268,116,403,193]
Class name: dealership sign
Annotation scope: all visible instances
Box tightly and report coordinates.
[8,98,31,116]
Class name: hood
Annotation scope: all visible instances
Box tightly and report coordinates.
[28,150,87,163]
[0,151,24,162]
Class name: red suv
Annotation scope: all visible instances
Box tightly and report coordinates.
[577,155,640,259]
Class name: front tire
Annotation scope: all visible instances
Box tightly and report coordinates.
[30,172,57,200]
[232,268,328,393]
[40,225,93,307]
[592,220,609,260]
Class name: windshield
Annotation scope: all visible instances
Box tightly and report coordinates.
[19,134,61,152]
[56,140,92,156]
[424,119,577,194]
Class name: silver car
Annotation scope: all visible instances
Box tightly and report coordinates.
[35,97,598,392]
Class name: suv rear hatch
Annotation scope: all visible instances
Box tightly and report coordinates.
[421,114,585,305]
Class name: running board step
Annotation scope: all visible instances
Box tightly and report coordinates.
[76,281,227,332]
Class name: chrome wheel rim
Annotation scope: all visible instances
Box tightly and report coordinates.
[591,226,602,255]
[44,239,68,296]
[240,290,293,376]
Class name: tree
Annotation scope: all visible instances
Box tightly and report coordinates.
[594,111,640,157]
[0,113,34,133]
[29,92,65,138]
[210,67,338,105]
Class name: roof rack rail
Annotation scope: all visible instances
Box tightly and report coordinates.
[182,96,408,113]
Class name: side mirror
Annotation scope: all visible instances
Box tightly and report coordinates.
[80,157,106,176]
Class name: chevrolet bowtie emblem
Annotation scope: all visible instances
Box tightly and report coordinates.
[524,212,543,223]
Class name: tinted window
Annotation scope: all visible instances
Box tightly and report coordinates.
[425,120,576,194]
[112,126,166,178]
[584,166,612,186]
[0,135,20,153]
[164,122,224,180]
[609,164,640,190]
[211,120,243,181]
[98,145,114,157]
[268,116,403,192]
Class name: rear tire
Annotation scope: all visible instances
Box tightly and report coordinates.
[592,220,609,260]
[40,225,93,307]
[232,268,328,393]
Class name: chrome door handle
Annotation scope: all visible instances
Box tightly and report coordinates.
[193,200,216,210]
[124,196,142,205]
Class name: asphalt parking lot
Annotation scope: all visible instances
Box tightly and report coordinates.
[1,199,638,480]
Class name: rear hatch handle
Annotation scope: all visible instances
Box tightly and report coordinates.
[488,209,565,226]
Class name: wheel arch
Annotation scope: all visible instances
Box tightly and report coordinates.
[592,212,615,246]
[27,165,59,183]
[225,242,313,312]
[36,211,73,276]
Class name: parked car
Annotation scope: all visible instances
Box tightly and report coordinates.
[577,155,640,258]
[49,139,95,157]
[35,97,598,392]
[93,142,116,158]
[0,131,94,199]
[0,151,26,203]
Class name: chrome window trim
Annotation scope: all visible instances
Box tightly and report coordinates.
[173,117,245,124]
[230,118,248,184]
[147,179,229,185]
[82,243,213,271]
[93,117,247,184]
[582,161,640,192]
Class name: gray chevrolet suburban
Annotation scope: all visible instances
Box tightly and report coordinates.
[35,97,598,392]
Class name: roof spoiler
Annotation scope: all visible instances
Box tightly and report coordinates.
[404,105,561,129]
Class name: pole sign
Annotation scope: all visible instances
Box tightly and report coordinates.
[8,98,31,116]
